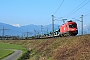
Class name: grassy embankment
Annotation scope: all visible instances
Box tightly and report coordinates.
[1,34,90,60]
[0,42,27,60]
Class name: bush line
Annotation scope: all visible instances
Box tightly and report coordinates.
[18,50,31,60]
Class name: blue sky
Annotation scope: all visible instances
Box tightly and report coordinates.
[0,0,90,26]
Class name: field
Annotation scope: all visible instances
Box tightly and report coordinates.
[0,49,13,59]
[0,42,27,59]
[0,34,90,60]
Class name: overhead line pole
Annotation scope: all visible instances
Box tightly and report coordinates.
[52,15,67,37]
[25,31,31,38]
[81,15,83,35]
[72,15,83,35]
[41,25,44,36]
[62,19,67,24]
[52,15,54,37]
[34,29,36,37]
[41,25,42,35]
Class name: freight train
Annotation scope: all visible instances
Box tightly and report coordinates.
[36,20,78,38]
[45,20,78,38]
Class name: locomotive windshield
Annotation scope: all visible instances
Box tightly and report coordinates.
[69,24,77,28]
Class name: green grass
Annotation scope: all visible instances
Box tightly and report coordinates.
[0,42,27,59]
[0,49,14,59]
[0,42,26,50]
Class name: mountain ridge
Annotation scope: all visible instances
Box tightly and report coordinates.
[0,22,60,36]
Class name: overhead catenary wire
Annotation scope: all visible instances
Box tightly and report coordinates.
[84,12,90,17]
[43,0,64,26]
[43,17,51,26]
[53,0,64,15]
[64,0,86,18]
[67,0,90,18]
[84,10,90,17]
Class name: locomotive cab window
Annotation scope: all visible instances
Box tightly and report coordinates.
[69,24,76,28]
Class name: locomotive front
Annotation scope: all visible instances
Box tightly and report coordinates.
[67,21,78,36]
[60,21,78,36]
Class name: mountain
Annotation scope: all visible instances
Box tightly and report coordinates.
[0,22,60,37]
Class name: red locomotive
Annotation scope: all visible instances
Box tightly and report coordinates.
[60,20,78,36]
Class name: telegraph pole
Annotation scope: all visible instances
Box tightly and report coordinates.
[52,15,54,37]
[81,15,83,35]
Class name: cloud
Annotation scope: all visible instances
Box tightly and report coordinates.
[12,24,20,27]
